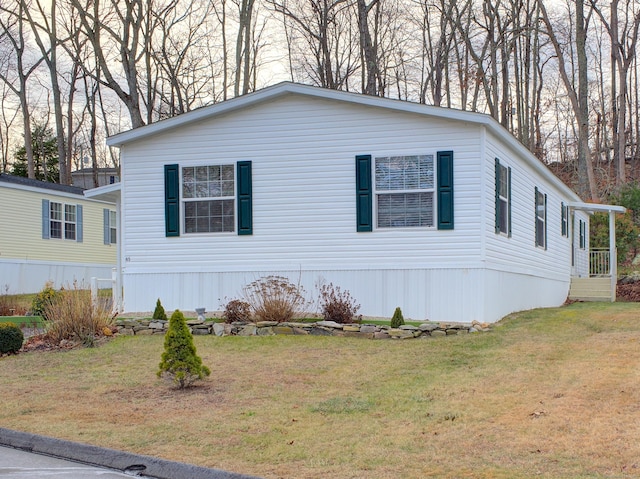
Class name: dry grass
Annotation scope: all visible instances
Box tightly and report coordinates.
[2,302,640,478]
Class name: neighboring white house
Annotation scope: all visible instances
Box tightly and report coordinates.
[71,167,120,189]
[0,174,117,294]
[100,82,622,323]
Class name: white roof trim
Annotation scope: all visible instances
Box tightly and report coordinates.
[106,81,582,202]
[568,202,626,214]
[84,182,121,203]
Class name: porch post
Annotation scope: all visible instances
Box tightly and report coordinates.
[609,210,616,302]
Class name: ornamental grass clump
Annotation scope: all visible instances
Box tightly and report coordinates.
[0,322,24,355]
[43,281,113,347]
[158,310,210,389]
[243,275,308,323]
[390,307,405,328]
[318,283,361,324]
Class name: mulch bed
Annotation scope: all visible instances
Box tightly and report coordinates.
[617,280,640,302]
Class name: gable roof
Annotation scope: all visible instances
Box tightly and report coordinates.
[0,173,85,195]
[106,81,582,202]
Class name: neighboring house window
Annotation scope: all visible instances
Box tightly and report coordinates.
[495,159,511,236]
[51,202,76,240]
[104,209,117,245]
[374,155,435,228]
[182,165,235,233]
[535,187,547,249]
[42,199,83,242]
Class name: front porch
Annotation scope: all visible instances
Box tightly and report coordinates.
[568,201,626,302]
[568,249,615,301]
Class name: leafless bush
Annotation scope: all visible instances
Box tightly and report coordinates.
[43,281,113,346]
[318,283,361,324]
[242,275,308,323]
[0,285,27,316]
[221,298,252,323]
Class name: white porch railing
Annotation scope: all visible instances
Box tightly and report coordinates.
[589,248,611,277]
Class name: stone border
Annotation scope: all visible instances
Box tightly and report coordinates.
[116,319,491,338]
[0,427,262,479]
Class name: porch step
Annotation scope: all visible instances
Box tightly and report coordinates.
[569,277,614,302]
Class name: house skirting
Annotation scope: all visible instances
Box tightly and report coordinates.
[0,258,116,295]
[121,267,570,324]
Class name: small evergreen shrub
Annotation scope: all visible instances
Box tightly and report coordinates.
[152,298,168,320]
[158,310,211,389]
[318,283,361,324]
[31,282,63,320]
[390,307,405,328]
[222,299,252,323]
[0,322,24,355]
[242,275,308,323]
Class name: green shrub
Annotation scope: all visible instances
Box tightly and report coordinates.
[31,282,63,320]
[0,322,24,355]
[318,283,361,324]
[242,275,308,323]
[43,281,113,346]
[152,298,168,320]
[158,310,211,389]
[222,299,252,323]
[390,307,405,328]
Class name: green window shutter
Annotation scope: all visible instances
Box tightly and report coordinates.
[356,155,373,232]
[544,194,547,250]
[437,150,454,230]
[76,204,83,243]
[534,187,539,247]
[237,161,253,235]
[103,208,111,245]
[164,164,180,237]
[42,199,50,239]
[494,159,501,234]
[507,167,512,237]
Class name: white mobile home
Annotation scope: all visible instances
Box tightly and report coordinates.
[103,82,621,323]
[0,174,117,294]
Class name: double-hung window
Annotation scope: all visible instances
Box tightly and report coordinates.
[375,155,434,228]
[50,202,77,240]
[535,187,547,249]
[495,159,511,235]
[182,165,235,233]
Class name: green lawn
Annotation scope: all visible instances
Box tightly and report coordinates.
[1,302,640,478]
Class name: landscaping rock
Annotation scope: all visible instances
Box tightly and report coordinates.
[419,323,440,332]
[315,321,344,329]
[431,330,446,337]
[360,325,377,334]
[212,323,225,337]
[343,325,360,332]
[256,321,278,327]
[257,327,274,336]
[273,326,294,335]
[238,325,257,336]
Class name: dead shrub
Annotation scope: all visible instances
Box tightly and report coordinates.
[242,275,308,323]
[43,281,113,347]
[221,299,252,323]
[0,286,27,316]
[318,283,361,324]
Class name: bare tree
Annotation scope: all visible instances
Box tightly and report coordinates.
[591,0,640,185]
[540,0,598,200]
[69,0,146,128]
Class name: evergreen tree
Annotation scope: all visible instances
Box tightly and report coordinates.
[152,298,167,320]
[158,310,210,389]
[390,307,405,328]
[11,124,59,182]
